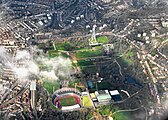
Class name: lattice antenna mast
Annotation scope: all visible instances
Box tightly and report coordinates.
[92,25,96,41]
[89,24,98,46]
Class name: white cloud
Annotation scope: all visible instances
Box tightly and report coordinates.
[0,46,73,84]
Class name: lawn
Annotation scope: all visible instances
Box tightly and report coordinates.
[37,43,52,49]
[81,66,97,74]
[113,112,129,120]
[99,105,112,116]
[48,50,69,58]
[113,107,146,120]
[118,56,132,66]
[77,60,94,66]
[97,36,109,43]
[82,96,93,108]
[127,51,133,57]
[37,43,46,49]
[43,81,60,94]
[59,96,77,106]
[76,49,102,58]
[48,50,61,58]
[68,80,85,92]
[74,47,90,51]
[55,42,74,51]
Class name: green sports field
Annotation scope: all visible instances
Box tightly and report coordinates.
[59,96,77,106]
[76,49,102,58]
[82,96,93,108]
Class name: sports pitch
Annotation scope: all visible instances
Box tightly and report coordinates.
[82,96,93,108]
[59,95,79,106]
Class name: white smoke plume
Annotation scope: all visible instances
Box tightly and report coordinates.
[12,50,39,81]
[0,47,39,83]
[0,46,73,84]
[37,56,73,80]
[40,70,59,80]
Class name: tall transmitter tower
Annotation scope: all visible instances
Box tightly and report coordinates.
[89,25,99,46]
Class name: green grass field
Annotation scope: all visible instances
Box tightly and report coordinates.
[55,42,74,51]
[59,96,76,106]
[119,48,136,65]
[37,43,53,49]
[43,81,60,94]
[77,60,94,66]
[48,50,61,57]
[97,36,109,43]
[68,80,84,92]
[127,51,133,57]
[118,56,132,66]
[48,50,69,58]
[76,49,102,58]
[99,105,112,116]
[82,96,93,108]
[81,66,97,74]
[113,112,129,120]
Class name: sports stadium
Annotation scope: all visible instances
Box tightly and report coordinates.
[52,87,82,111]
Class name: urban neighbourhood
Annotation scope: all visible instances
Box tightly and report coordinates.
[0,0,168,120]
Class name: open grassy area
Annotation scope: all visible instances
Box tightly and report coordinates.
[48,50,69,58]
[118,48,135,66]
[127,51,133,57]
[37,43,53,49]
[118,55,133,66]
[74,47,90,51]
[48,50,61,57]
[98,105,112,116]
[68,80,85,92]
[113,112,129,120]
[59,96,76,106]
[97,36,109,43]
[43,81,60,94]
[77,60,94,66]
[37,43,46,49]
[75,49,102,58]
[55,42,74,51]
[82,96,93,108]
[81,66,98,74]
[113,107,146,120]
